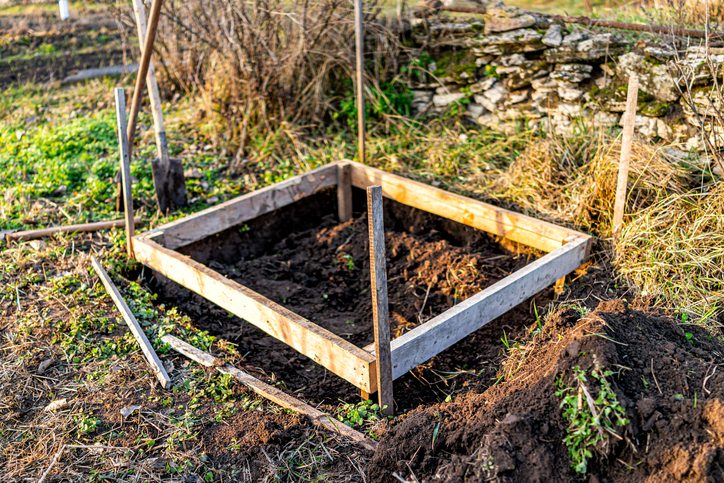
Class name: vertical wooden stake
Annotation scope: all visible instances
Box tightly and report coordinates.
[367,186,393,416]
[354,0,366,164]
[612,76,639,239]
[337,163,353,222]
[115,88,135,258]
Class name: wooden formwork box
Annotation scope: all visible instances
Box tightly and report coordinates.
[133,161,592,396]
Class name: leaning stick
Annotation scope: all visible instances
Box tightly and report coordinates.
[114,88,135,258]
[91,256,170,388]
[160,334,378,451]
[367,186,394,417]
[126,0,164,155]
[5,218,141,242]
[354,0,366,163]
[130,0,171,165]
[612,76,639,239]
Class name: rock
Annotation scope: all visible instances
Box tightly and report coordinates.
[620,114,673,139]
[495,54,526,67]
[558,87,583,101]
[52,185,67,197]
[550,63,593,83]
[507,90,529,104]
[206,196,220,204]
[645,44,676,61]
[470,77,497,94]
[678,47,724,85]
[590,111,619,128]
[531,76,557,92]
[411,90,433,112]
[565,340,580,358]
[636,398,657,419]
[595,76,612,89]
[37,359,53,374]
[541,24,563,47]
[29,240,47,252]
[557,103,584,117]
[484,5,537,34]
[616,52,680,102]
[475,55,495,67]
[474,94,498,113]
[435,85,461,95]
[505,60,551,90]
[468,29,544,56]
[466,103,486,118]
[545,32,624,63]
[433,92,466,107]
[476,112,501,128]
[681,86,723,118]
[562,31,589,44]
[483,83,508,104]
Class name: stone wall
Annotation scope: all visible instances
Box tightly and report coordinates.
[406,2,722,156]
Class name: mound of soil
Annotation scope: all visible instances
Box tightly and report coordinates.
[369,299,724,482]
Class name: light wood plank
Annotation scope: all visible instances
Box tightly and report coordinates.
[114,88,135,258]
[613,76,639,239]
[6,218,141,242]
[367,186,394,417]
[365,237,590,380]
[337,163,353,222]
[150,163,338,249]
[354,0,366,164]
[91,255,170,388]
[348,161,589,253]
[161,335,377,451]
[133,235,376,392]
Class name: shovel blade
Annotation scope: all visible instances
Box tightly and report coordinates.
[152,158,188,214]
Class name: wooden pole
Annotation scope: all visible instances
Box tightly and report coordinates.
[114,88,135,258]
[367,185,393,416]
[126,0,164,155]
[354,0,366,164]
[161,335,378,451]
[91,256,171,388]
[130,0,170,166]
[5,218,141,242]
[337,163,353,222]
[612,76,639,239]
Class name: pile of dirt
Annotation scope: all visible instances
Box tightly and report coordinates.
[369,299,724,482]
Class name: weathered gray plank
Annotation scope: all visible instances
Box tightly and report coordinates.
[114,88,135,258]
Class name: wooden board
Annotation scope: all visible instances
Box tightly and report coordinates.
[337,163,353,222]
[114,88,135,258]
[148,163,338,249]
[90,255,170,388]
[367,186,394,416]
[348,161,588,253]
[133,235,376,392]
[161,335,377,451]
[364,237,590,380]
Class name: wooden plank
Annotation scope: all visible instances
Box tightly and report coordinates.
[337,163,353,222]
[367,186,394,417]
[90,255,170,388]
[149,163,338,249]
[114,88,135,258]
[348,161,589,253]
[133,235,376,392]
[161,335,377,451]
[365,237,590,380]
[5,218,141,242]
[613,76,639,239]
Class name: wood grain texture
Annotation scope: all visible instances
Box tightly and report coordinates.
[91,255,170,388]
[348,161,589,253]
[367,186,394,416]
[114,88,135,258]
[365,237,590,380]
[6,218,141,242]
[133,235,376,392]
[337,163,353,222]
[161,335,377,451]
[149,163,338,249]
[613,76,639,238]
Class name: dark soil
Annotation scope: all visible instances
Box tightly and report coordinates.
[151,189,549,411]
[369,299,724,483]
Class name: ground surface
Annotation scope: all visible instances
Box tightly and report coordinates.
[2,2,723,482]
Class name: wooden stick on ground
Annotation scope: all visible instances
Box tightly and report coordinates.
[91,255,170,388]
[114,87,135,258]
[354,0,366,164]
[612,76,639,239]
[367,185,394,417]
[5,218,141,242]
[160,334,378,451]
[337,162,353,222]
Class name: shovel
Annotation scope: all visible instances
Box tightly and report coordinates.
[117,0,187,215]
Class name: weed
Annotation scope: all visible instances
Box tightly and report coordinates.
[337,399,385,429]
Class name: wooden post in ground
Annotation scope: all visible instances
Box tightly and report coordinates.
[337,163,353,222]
[354,0,366,164]
[613,76,639,239]
[367,185,393,416]
[114,88,135,258]
[91,256,170,388]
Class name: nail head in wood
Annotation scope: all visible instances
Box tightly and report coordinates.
[367,185,394,416]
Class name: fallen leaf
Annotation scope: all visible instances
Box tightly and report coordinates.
[37,359,53,374]
[120,405,142,418]
[45,399,68,412]
[29,240,47,252]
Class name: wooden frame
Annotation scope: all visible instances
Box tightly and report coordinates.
[134,160,592,396]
